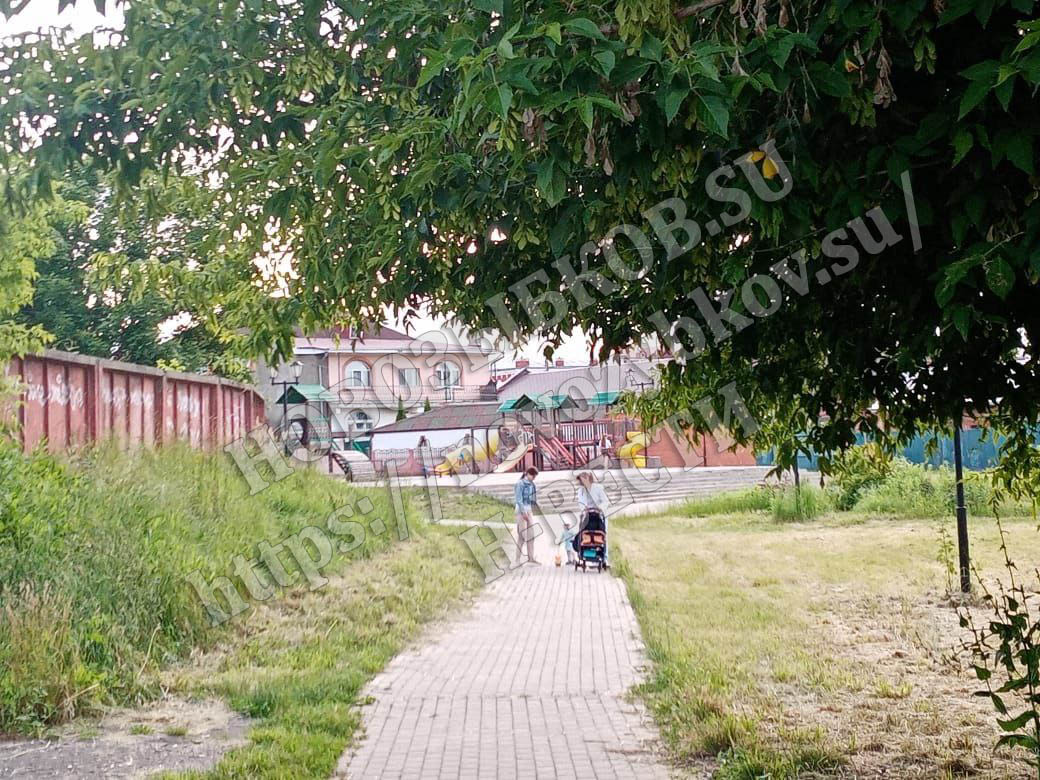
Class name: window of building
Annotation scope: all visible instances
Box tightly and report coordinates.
[344,360,370,387]
[435,360,461,387]
[398,367,420,388]
[347,410,372,434]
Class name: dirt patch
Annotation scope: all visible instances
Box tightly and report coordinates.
[766,585,1032,779]
[0,698,248,779]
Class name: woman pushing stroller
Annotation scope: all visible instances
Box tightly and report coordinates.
[560,471,611,569]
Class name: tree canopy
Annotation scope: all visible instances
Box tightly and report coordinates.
[14,171,250,378]
[2,0,1040,467]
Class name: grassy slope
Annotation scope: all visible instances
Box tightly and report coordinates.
[0,441,483,754]
[612,510,1040,779]
[164,525,480,779]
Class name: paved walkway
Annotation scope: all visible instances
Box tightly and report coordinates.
[334,522,671,779]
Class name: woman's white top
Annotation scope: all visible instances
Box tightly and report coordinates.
[577,483,610,513]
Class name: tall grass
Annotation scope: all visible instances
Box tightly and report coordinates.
[678,488,773,517]
[0,440,416,734]
[771,485,832,522]
[852,460,1033,517]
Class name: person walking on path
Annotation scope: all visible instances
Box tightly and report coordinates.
[576,471,611,566]
[513,467,540,564]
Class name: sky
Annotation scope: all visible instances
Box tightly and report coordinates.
[1,1,594,367]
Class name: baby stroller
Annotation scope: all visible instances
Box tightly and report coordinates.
[572,508,607,572]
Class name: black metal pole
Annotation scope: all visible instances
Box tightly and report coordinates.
[954,426,971,593]
[792,455,800,488]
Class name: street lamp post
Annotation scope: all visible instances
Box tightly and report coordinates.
[270,359,303,452]
[953,424,971,593]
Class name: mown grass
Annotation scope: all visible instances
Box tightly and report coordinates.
[0,440,482,739]
[612,511,1040,778]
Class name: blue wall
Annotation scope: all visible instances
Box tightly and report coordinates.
[756,428,1004,471]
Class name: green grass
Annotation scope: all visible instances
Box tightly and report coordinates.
[408,486,511,521]
[162,525,481,779]
[770,484,832,522]
[674,487,772,517]
[0,440,482,738]
[612,511,1040,777]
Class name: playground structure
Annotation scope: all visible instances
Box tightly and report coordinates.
[365,392,647,477]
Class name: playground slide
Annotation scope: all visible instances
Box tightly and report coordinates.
[617,431,649,468]
[434,430,502,475]
[492,441,533,473]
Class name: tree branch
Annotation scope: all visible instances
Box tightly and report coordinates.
[599,0,728,35]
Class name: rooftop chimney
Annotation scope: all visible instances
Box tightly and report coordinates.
[515,359,530,369]
[555,359,565,367]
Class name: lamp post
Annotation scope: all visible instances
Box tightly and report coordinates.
[953,424,971,593]
[270,359,303,452]
[625,368,653,466]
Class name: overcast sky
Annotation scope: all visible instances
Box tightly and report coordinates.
[1,1,593,366]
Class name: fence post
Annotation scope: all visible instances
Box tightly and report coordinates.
[91,357,104,445]
[156,374,166,446]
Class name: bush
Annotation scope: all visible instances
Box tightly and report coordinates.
[830,444,892,510]
[853,459,999,517]
[771,485,832,522]
[0,441,416,733]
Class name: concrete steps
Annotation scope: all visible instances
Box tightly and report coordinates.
[465,466,791,515]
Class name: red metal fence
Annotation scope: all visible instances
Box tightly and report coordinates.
[4,349,266,454]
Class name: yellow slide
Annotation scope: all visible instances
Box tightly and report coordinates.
[434,430,501,475]
[492,441,533,473]
[617,431,649,468]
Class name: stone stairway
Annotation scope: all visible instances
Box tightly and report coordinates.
[464,465,793,516]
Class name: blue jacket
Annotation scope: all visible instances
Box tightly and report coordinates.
[514,476,537,510]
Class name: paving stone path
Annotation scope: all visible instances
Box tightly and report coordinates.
[334,520,671,779]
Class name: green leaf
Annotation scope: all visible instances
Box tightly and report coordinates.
[639,35,664,62]
[577,97,594,129]
[1005,133,1035,175]
[808,63,851,98]
[657,83,689,125]
[952,129,973,166]
[997,709,1036,732]
[972,664,992,681]
[593,50,615,78]
[496,83,513,119]
[535,158,554,200]
[497,37,514,59]
[536,160,567,207]
[544,22,562,46]
[986,258,1015,299]
[697,95,729,137]
[952,306,972,340]
[610,57,652,85]
[563,18,606,40]
[996,733,1040,752]
[959,79,991,119]
[416,52,446,87]
[1013,29,1040,55]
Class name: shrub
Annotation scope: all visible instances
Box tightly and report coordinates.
[830,444,892,510]
[771,485,831,522]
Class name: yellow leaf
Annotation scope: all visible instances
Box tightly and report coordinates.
[747,150,766,163]
[762,157,778,179]
[844,59,859,72]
